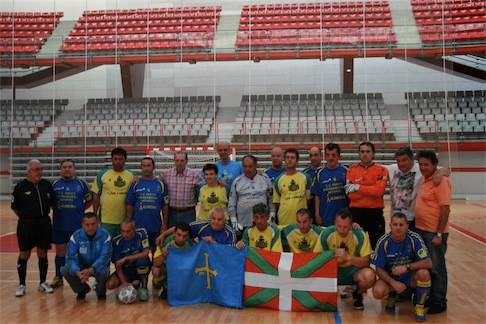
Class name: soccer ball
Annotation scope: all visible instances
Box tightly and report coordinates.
[118,285,137,304]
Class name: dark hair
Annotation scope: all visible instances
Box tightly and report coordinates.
[359,141,375,154]
[111,147,127,159]
[83,212,97,220]
[174,151,188,161]
[242,154,257,165]
[284,148,299,160]
[296,208,312,219]
[60,158,75,167]
[252,203,269,216]
[395,146,414,159]
[335,208,353,221]
[391,212,408,221]
[325,143,341,155]
[141,156,155,167]
[416,150,439,165]
[175,222,191,233]
[203,163,218,174]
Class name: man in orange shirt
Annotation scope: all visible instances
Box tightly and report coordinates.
[345,142,388,248]
[414,150,452,315]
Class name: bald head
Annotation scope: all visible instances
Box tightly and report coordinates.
[271,147,283,169]
[26,159,43,183]
[216,142,231,163]
[309,147,322,168]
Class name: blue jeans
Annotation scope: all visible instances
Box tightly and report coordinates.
[168,207,196,228]
[415,229,448,306]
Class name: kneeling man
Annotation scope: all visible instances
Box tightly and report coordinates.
[372,212,432,322]
[314,208,375,310]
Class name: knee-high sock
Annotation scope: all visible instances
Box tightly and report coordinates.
[55,256,65,278]
[137,266,150,289]
[416,280,431,306]
[38,257,48,284]
[17,258,27,286]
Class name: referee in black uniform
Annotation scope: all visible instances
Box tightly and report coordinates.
[11,159,54,297]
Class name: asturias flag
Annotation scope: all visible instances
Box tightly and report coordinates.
[167,241,247,308]
[243,248,338,311]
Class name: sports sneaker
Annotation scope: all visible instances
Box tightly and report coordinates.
[415,304,426,322]
[39,281,54,294]
[428,303,447,314]
[76,284,91,301]
[385,293,397,313]
[138,287,149,302]
[51,276,63,288]
[15,284,26,297]
[352,289,364,310]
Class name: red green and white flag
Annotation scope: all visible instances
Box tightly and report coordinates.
[243,248,337,312]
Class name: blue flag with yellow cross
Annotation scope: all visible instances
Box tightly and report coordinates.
[167,241,247,308]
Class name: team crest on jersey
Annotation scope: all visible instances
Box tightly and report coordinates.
[207,192,219,204]
[255,235,268,249]
[417,248,427,258]
[288,179,300,191]
[339,241,349,252]
[114,176,126,188]
[298,238,312,252]
[24,191,31,195]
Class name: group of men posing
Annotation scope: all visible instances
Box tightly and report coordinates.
[12,141,451,321]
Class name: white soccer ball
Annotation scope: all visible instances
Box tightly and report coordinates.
[118,284,137,304]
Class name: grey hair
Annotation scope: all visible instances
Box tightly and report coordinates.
[209,207,226,219]
[27,159,41,172]
[121,217,136,228]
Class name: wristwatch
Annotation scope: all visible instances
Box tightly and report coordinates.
[436,232,442,238]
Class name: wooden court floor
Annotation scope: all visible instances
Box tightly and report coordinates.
[0,200,484,323]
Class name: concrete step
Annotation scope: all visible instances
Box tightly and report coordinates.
[213,14,242,53]
[389,0,421,47]
[37,20,77,58]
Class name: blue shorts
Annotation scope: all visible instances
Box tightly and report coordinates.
[52,229,75,245]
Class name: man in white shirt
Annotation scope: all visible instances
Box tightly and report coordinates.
[388,147,448,230]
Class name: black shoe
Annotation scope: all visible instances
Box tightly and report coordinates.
[428,304,447,314]
[353,289,364,310]
[158,287,167,300]
[97,293,106,300]
[76,284,90,301]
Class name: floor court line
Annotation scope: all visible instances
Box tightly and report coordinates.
[468,202,486,209]
[449,222,486,245]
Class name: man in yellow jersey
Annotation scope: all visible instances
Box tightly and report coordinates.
[314,208,375,310]
[91,147,133,237]
[281,208,322,253]
[198,163,227,221]
[273,148,312,225]
[236,203,282,251]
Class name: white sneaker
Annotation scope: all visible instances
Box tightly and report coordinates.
[16,284,26,297]
[39,281,54,294]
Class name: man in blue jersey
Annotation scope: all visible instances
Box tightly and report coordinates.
[126,157,169,252]
[51,159,92,288]
[157,208,237,247]
[105,219,151,301]
[214,142,243,193]
[312,143,348,226]
[264,147,286,184]
[372,212,432,322]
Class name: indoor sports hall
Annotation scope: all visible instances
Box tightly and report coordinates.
[0,0,485,322]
